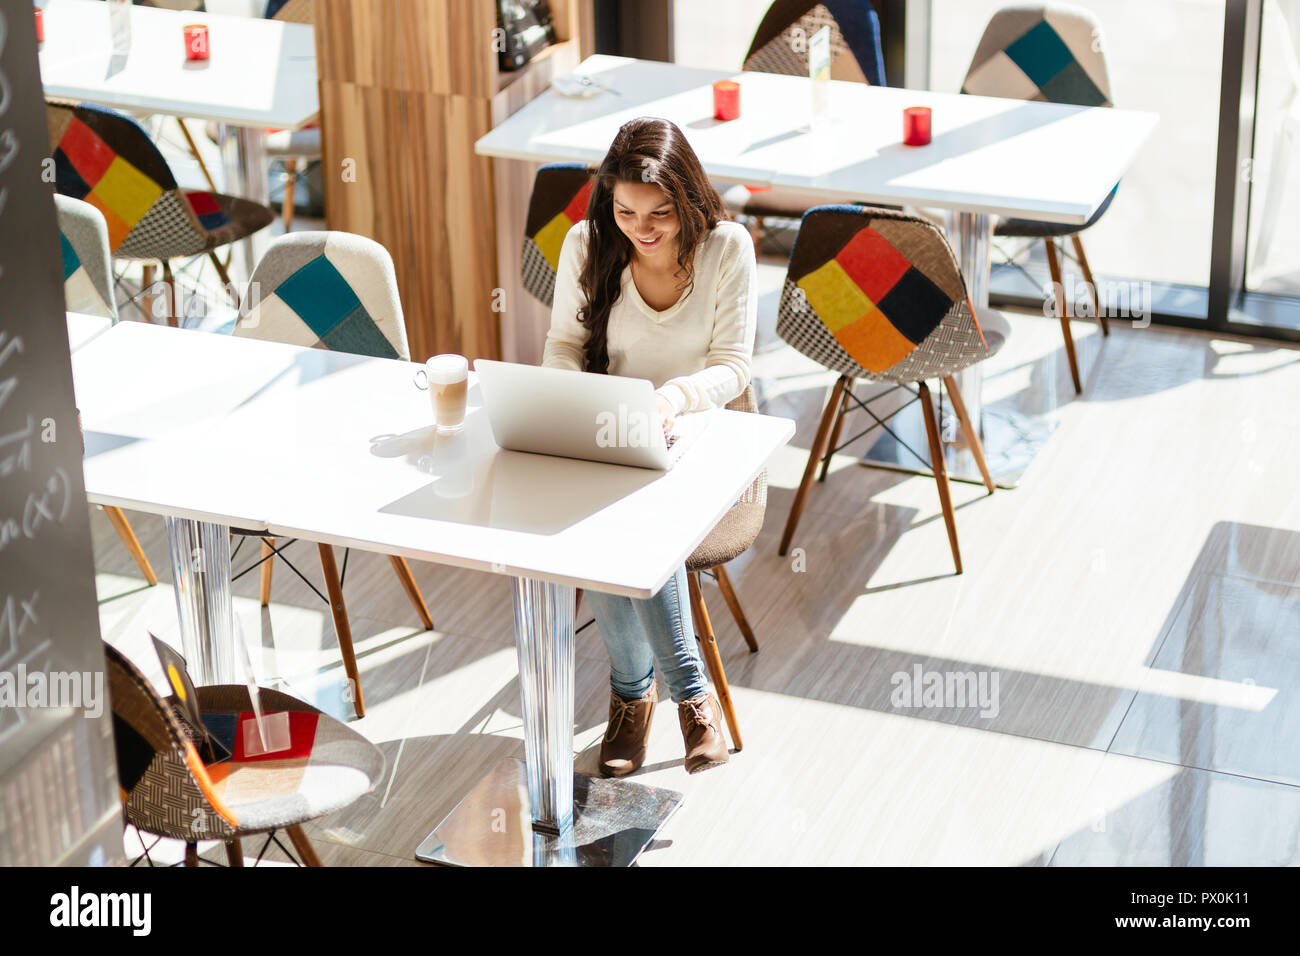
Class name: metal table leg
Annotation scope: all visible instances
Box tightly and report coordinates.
[219,124,270,286]
[948,211,991,430]
[164,517,237,685]
[416,577,683,867]
[858,210,1057,488]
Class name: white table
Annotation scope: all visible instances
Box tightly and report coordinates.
[38,0,319,277]
[476,55,1158,483]
[71,320,795,865]
[66,312,114,353]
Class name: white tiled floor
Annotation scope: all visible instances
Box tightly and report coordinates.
[95,274,1300,865]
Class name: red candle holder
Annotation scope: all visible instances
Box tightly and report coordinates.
[184,23,209,61]
[34,6,44,46]
[713,80,740,121]
[903,106,931,146]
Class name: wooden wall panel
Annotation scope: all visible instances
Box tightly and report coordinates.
[314,0,404,89]
[398,0,498,97]
[315,0,591,364]
[396,91,501,361]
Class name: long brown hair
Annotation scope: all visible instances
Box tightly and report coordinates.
[577,117,725,373]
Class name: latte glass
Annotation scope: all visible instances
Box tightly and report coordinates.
[414,354,469,432]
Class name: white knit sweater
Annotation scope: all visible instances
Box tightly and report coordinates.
[541,219,758,414]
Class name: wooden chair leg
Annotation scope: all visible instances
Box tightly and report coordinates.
[177,117,219,193]
[918,382,962,574]
[1044,238,1081,394]
[139,263,156,321]
[712,564,758,652]
[207,251,239,305]
[779,375,850,556]
[160,259,178,328]
[817,384,851,483]
[184,842,199,867]
[940,375,995,495]
[1070,234,1108,335]
[317,543,365,717]
[103,506,158,585]
[286,824,322,867]
[575,587,583,616]
[748,214,767,255]
[686,572,742,751]
[282,158,298,230]
[225,838,244,867]
[388,554,434,629]
[259,538,275,606]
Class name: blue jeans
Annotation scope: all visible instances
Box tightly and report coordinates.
[585,565,709,703]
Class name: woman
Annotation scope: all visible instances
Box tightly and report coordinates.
[543,117,758,777]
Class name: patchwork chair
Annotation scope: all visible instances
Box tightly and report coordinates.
[56,194,117,319]
[265,0,313,20]
[743,0,886,84]
[234,231,434,717]
[961,4,1115,393]
[729,0,889,246]
[521,162,595,307]
[106,641,383,866]
[776,205,1011,574]
[46,101,274,326]
[56,194,159,588]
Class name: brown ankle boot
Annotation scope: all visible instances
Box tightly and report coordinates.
[598,684,657,778]
[678,693,728,774]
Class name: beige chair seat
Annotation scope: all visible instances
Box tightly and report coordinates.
[721,184,900,222]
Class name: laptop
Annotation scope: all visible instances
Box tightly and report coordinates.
[473,360,714,470]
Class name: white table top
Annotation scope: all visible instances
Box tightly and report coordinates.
[475,55,1158,225]
[70,321,795,597]
[66,312,114,353]
[38,0,318,130]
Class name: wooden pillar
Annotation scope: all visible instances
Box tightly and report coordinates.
[314,0,592,364]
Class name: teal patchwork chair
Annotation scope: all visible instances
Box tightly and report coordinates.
[56,194,117,320]
[234,232,434,717]
[56,194,160,588]
[776,205,1011,574]
[729,0,889,246]
[521,162,594,307]
[47,100,275,326]
[961,4,1115,393]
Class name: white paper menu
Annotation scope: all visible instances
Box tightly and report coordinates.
[809,25,831,131]
[108,0,131,56]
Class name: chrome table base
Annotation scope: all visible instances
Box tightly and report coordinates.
[219,124,270,287]
[415,757,683,867]
[416,576,684,867]
[164,516,238,684]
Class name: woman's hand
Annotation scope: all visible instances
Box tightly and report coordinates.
[655,393,675,438]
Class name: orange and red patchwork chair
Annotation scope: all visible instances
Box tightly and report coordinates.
[106,641,383,866]
[46,100,274,325]
[776,204,1012,574]
[521,162,594,307]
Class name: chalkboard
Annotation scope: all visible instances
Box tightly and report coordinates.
[0,0,123,865]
